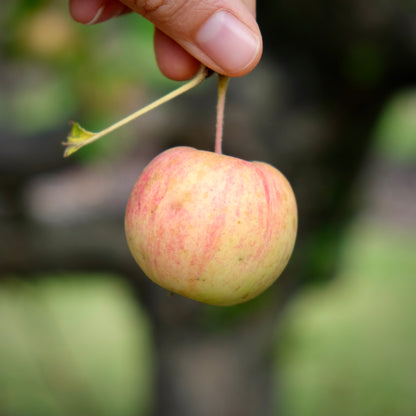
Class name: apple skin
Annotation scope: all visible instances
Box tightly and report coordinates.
[125,146,297,306]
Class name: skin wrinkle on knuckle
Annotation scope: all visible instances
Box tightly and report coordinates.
[138,0,213,34]
[136,0,188,24]
[138,0,164,15]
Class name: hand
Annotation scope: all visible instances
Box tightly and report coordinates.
[69,0,262,80]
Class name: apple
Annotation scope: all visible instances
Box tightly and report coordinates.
[125,146,297,306]
[63,67,298,306]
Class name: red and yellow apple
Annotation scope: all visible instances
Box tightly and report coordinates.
[125,146,297,306]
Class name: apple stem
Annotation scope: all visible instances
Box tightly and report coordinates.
[215,74,230,154]
[97,65,210,137]
[63,66,211,156]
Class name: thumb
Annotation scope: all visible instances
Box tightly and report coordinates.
[119,0,262,77]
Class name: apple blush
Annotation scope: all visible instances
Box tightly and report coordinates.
[125,146,297,306]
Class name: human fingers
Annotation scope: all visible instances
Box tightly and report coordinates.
[69,0,130,25]
[153,29,202,80]
[119,0,262,77]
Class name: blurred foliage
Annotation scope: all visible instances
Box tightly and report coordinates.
[0,0,178,160]
[0,273,154,416]
[343,40,387,89]
[373,88,416,162]
[275,221,416,416]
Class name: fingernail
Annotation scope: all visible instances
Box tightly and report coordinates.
[196,11,260,74]
[86,5,105,25]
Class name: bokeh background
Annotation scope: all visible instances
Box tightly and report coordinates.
[1,1,415,415]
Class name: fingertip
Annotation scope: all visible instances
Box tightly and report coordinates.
[69,0,128,25]
[154,29,201,81]
[69,0,98,23]
[195,10,262,77]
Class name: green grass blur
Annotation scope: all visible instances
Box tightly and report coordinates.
[276,223,416,416]
[0,274,154,416]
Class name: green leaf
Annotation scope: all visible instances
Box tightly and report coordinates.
[62,121,96,157]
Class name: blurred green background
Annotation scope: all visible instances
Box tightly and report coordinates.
[1,1,415,416]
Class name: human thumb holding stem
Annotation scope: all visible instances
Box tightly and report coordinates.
[69,0,262,81]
